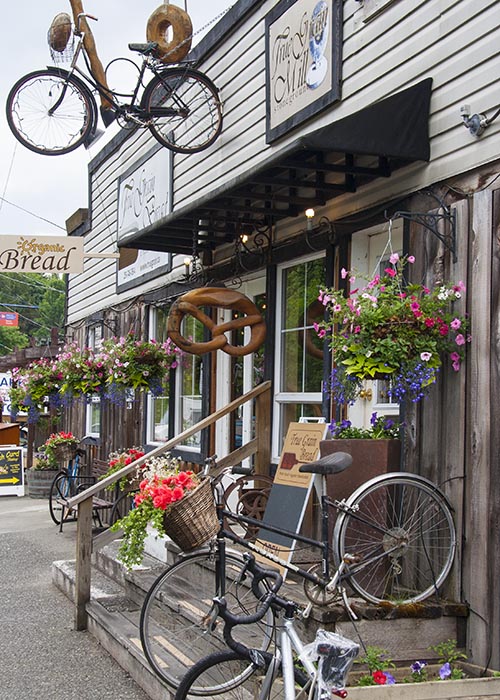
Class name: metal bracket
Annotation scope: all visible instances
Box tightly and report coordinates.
[388,194,457,263]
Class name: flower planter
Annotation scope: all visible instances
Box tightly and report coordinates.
[26,468,58,498]
[320,438,401,503]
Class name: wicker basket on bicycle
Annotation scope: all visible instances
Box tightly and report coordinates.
[52,443,78,463]
[163,478,219,552]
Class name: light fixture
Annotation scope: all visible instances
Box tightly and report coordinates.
[305,208,315,231]
[234,222,272,272]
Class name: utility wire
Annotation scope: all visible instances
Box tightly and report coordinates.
[0,195,66,231]
[0,272,65,294]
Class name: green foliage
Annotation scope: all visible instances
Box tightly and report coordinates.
[329,412,400,439]
[429,639,467,666]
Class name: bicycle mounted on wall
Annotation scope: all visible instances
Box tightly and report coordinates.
[6,13,223,156]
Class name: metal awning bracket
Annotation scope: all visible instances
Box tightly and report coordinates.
[388,197,457,263]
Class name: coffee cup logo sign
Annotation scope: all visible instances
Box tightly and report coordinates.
[269,0,331,126]
[0,235,85,273]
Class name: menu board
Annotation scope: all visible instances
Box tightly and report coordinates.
[255,421,327,573]
[0,447,24,496]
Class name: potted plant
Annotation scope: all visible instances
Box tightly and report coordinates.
[101,447,146,492]
[26,451,60,499]
[41,431,80,464]
[112,453,218,569]
[321,413,401,502]
[315,254,469,406]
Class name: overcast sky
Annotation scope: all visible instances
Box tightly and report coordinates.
[0,1,233,237]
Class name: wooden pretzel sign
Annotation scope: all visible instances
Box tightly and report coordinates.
[167,288,266,356]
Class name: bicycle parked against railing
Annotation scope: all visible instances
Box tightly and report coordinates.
[48,447,85,527]
[139,452,456,693]
[175,553,360,700]
[6,13,223,156]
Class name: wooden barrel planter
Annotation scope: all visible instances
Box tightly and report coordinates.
[26,468,58,498]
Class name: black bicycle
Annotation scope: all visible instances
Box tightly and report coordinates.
[6,13,223,156]
[139,453,456,694]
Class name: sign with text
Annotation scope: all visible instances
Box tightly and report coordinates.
[117,147,172,291]
[0,447,24,497]
[265,0,342,142]
[0,312,18,327]
[254,421,328,574]
[0,235,84,273]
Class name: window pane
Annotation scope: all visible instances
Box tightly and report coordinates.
[179,315,203,448]
[153,396,169,442]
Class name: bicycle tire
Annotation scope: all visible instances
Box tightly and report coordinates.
[48,471,77,525]
[6,68,97,155]
[334,472,456,604]
[140,548,274,694]
[174,649,311,700]
[141,67,223,154]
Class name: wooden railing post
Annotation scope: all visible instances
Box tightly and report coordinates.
[74,496,93,630]
[254,384,271,476]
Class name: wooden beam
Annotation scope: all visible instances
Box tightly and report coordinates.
[74,497,93,630]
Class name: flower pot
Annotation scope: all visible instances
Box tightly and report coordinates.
[26,468,59,499]
[52,443,77,463]
[320,438,401,503]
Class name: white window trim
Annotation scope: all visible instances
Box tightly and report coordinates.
[272,252,325,462]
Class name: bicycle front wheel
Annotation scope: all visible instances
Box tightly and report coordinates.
[174,650,311,700]
[49,471,76,525]
[6,68,97,155]
[140,548,274,694]
[334,473,456,604]
[142,67,223,154]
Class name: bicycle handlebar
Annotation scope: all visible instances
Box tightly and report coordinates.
[75,13,98,35]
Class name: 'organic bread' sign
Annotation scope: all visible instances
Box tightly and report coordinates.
[0,235,84,273]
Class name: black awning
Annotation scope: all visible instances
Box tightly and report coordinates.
[119,78,432,255]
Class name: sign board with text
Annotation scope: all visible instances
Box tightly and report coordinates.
[255,421,328,573]
[0,235,84,273]
[265,0,343,142]
[0,447,24,497]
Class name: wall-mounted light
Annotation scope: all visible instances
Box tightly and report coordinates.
[305,208,315,231]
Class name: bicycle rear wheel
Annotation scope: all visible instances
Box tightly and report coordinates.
[142,67,223,154]
[6,68,97,155]
[139,548,274,694]
[174,649,311,700]
[334,473,456,604]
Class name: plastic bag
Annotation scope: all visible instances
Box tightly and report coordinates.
[301,629,360,694]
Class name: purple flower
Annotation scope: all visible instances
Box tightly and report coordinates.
[410,661,427,674]
[439,662,451,679]
[385,672,396,685]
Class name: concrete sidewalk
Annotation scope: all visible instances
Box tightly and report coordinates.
[0,495,151,700]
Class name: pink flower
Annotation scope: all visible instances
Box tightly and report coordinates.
[341,268,348,279]
[455,334,466,346]
[408,255,415,263]
[354,326,361,334]
[420,352,432,361]
[451,318,461,330]
[389,252,399,264]
[384,267,397,278]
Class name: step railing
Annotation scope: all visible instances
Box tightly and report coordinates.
[65,380,271,630]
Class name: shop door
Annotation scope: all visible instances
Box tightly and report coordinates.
[347,224,402,429]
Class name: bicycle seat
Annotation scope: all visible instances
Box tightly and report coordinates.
[128,41,159,56]
[298,452,352,475]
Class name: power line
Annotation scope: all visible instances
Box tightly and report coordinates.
[0,272,65,294]
[0,195,66,231]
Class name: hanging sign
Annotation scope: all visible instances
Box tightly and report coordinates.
[0,447,24,497]
[254,421,328,574]
[0,235,84,273]
[0,312,19,327]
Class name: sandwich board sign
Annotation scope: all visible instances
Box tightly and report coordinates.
[254,420,328,574]
[0,447,24,496]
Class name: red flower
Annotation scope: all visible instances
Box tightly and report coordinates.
[372,671,387,685]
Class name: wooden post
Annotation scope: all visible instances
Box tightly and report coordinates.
[254,384,271,476]
[68,0,114,122]
[74,496,93,630]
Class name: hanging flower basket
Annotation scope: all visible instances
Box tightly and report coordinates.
[316,254,470,405]
[163,477,219,552]
[52,442,78,463]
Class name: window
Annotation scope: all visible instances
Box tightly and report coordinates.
[176,314,203,450]
[273,255,326,459]
[147,306,171,443]
[85,324,102,437]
